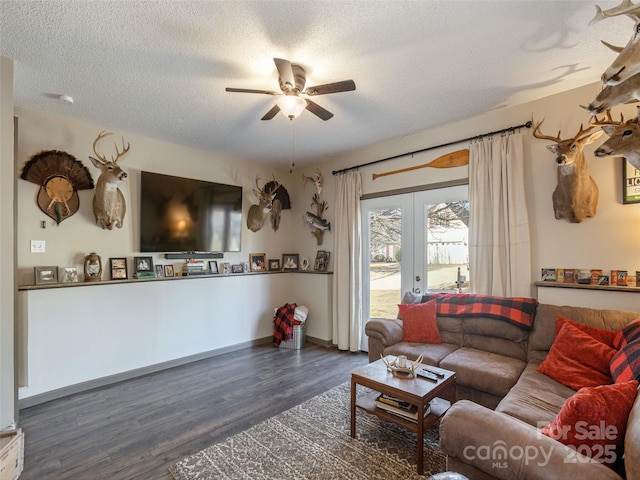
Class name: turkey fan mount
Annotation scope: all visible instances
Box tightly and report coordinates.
[21,150,95,224]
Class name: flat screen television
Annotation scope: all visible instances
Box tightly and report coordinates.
[139,171,243,253]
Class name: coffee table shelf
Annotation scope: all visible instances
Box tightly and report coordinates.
[356,391,451,431]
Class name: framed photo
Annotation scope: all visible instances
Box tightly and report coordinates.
[155,265,164,278]
[268,259,280,271]
[623,158,640,204]
[134,256,154,273]
[34,266,58,285]
[282,253,299,271]
[314,250,330,271]
[231,264,243,273]
[250,253,266,272]
[242,261,250,273]
[60,266,78,283]
[109,257,128,280]
[164,264,174,277]
[220,262,231,274]
[209,260,219,274]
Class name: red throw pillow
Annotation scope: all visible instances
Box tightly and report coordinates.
[538,322,616,390]
[397,300,441,344]
[540,380,639,467]
[610,340,640,383]
[613,319,640,349]
[555,315,617,348]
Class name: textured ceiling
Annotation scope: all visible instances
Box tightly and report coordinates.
[0,0,633,168]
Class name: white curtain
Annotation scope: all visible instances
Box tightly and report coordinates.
[469,131,532,297]
[332,171,363,352]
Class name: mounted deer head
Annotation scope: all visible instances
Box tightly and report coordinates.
[533,119,603,223]
[590,1,640,85]
[246,176,281,232]
[585,71,640,115]
[89,131,129,230]
[592,107,640,170]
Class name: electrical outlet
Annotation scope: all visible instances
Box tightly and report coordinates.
[30,240,45,253]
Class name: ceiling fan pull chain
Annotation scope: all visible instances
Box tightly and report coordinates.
[289,122,296,174]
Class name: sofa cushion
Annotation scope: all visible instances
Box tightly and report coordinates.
[540,380,639,468]
[537,322,616,390]
[383,342,458,366]
[527,304,639,364]
[611,340,640,383]
[556,314,617,348]
[398,300,441,344]
[439,347,526,398]
[613,318,640,349]
[625,392,640,480]
[496,361,576,427]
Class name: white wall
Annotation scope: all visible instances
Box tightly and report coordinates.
[0,56,17,428]
[309,82,640,310]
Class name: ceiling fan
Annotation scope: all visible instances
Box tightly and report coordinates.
[226,58,356,121]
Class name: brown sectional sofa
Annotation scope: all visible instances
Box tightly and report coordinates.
[365,292,640,479]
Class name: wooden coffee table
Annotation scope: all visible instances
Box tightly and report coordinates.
[350,358,456,475]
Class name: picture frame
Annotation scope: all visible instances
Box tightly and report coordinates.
[109,257,128,280]
[164,264,175,277]
[242,261,250,273]
[34,266,58,285]
[268,259,280,271]
[134,256,154,273]
[209,260,219,274]
[250,253,266,272]
[282,253,299,271]
[220,262,231,274]
[314,250,330,271]
[155,265,164,278]
[231,264,243,274]
[60,266,78,283]
[623,158,640,204]
[134,256,155,278]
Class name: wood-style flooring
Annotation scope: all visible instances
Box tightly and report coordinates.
[18,343,369,480]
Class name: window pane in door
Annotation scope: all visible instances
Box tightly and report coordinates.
[368,207,402,318]
[424,200,469,293]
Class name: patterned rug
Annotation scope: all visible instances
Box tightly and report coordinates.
[169,382,446,479]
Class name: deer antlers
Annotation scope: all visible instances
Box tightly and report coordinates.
[532,118,596,143]
[92,130,130,164]
[589,109,626,128]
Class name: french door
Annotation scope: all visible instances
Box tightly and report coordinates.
[361,185,469,348]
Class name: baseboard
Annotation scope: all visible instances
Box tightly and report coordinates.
[18,336,272,409]
[306,336,332,347]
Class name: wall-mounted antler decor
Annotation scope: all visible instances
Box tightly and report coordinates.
[20,150,94,224]
[302,168,330,245]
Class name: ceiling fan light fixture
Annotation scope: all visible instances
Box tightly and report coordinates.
[277,95,307,120]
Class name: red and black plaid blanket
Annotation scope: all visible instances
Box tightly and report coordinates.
[421,293,538,331]
[273,303,300,347]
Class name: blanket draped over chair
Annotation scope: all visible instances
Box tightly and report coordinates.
[421,293,538,330]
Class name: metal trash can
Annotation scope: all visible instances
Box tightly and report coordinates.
[279,323,306,349]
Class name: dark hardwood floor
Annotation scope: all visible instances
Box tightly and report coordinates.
[18,343,368,480]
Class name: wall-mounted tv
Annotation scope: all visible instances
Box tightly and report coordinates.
[139,171,243,253]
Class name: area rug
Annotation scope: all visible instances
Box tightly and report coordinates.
[169,382,446,479]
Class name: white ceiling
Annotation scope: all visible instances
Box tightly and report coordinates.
[0,0,633,168]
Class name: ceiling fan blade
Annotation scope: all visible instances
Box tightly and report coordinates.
[274,58,295,90]
[226,87,279,95]
[261,104,280,120]
[305,99,334,121]
[304,80,356,96]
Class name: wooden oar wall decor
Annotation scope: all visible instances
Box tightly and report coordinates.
[372,149,469,180]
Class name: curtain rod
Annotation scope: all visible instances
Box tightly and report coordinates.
[331,120,532,176]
